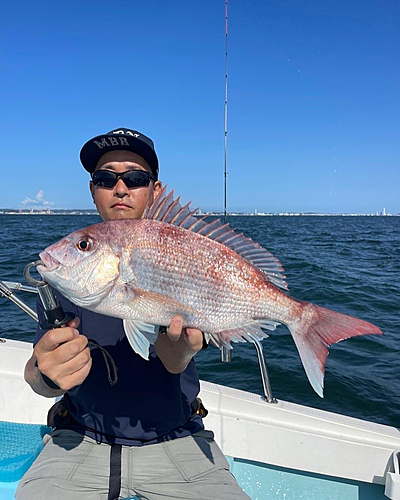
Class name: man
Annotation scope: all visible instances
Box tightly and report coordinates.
[17,128,250,500]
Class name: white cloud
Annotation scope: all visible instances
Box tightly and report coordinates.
[21,191,55,207]
[21,197,39,205]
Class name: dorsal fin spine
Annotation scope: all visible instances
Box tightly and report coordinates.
[170,201,190,224]
[185,216,205,231]
[160,197,181,222]
[181,210,201,228]
[199,220,222,236]
[222,234,244,246]
[158,192,175,221]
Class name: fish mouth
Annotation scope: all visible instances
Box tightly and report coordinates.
[37,251,61,273]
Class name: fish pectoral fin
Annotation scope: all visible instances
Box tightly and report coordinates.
[212,324,270,349]
[123,320,160,360]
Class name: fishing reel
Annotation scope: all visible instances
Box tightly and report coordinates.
[23,260,74,330]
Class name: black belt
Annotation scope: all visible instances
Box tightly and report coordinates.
[108,443,122,500]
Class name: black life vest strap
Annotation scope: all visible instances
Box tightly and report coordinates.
[108,443,122,500]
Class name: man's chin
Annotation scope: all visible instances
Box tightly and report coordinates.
[107,207,139,221]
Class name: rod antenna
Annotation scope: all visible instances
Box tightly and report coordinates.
[221,0,232,364]
[223,0,228,221]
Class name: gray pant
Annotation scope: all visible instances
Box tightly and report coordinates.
[15,429,250,500]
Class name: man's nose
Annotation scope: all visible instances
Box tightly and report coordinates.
[114,178,130,196]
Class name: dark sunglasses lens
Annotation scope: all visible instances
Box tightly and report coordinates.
[92,171,117,188]
[92,170,153,188]
[123,171,151,187]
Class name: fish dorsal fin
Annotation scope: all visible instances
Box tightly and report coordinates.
[144,186,288,290]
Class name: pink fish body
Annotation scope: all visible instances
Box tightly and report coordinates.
[37,188,382,397]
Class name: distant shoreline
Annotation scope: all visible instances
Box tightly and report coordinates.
[0,210,398,217]
[0,211,99,216]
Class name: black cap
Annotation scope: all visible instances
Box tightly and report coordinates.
[80,128,159,179]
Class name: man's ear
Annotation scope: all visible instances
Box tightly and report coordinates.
[153,180,163,198]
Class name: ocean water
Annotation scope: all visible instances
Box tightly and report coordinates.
[0,214,399,428]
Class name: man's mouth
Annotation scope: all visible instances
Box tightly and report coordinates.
[111,203,132,209]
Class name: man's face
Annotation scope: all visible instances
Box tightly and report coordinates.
[89,150,162,222]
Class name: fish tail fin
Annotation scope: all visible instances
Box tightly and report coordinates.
[288,302,382,398]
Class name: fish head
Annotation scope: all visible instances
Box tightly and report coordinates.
[37,223,121,308]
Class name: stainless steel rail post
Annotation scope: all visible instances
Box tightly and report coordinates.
[248,333,277,403]
[221,346,232,362]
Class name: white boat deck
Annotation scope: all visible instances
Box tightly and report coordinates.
[1,337,399,499]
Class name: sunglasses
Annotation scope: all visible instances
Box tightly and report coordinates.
[91,169,156,189]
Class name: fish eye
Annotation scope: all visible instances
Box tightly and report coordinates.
[76,238,92,252]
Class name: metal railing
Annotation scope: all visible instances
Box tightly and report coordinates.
[0,280,38,322]
[1,278,277,403]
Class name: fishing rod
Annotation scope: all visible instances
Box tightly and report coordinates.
[221,0,231,364]
[223,0,228,222]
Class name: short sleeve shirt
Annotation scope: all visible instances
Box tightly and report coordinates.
[34,290,203,445]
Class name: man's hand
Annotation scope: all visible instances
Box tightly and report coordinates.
[28,317,92,394]
[154,316,203,374]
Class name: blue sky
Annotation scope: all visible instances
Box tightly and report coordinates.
[1,0,399,213]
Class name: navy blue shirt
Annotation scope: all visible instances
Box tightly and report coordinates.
[34,291,203,445]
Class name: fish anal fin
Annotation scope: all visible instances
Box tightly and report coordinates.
[211,323,270,349]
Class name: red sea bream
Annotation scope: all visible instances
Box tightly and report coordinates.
[37,188,382,397]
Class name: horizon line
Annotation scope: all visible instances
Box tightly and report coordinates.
[0,209,398,217]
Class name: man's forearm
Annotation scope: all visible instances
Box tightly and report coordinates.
[24,355,66,398]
